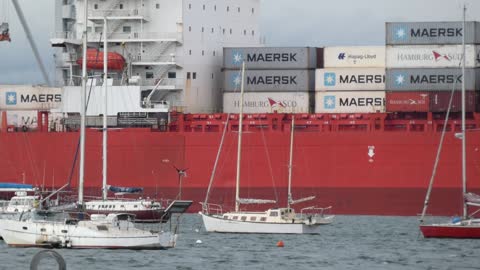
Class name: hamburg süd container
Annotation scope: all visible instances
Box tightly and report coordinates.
[386,45,480,68]
[223,70,314,92]
[386,91,430,112]
[0,85,63,111]
[315,91,386,113]
[223,92,311,114]
[324,46,386,68]
[223,47,317,70]
[315,68,385,91]
[386,68,480,91]
[386,21,480,45]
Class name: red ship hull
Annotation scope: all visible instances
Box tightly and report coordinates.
[1,113,479,216]
[420,225,480,238]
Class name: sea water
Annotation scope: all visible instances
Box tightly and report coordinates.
[1,215,479,270]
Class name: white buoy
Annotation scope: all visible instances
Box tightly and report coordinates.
[196,240,202,244]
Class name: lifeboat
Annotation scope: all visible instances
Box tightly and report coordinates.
[77,48,125,70]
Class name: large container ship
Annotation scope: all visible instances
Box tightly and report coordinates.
[0,1,479,216]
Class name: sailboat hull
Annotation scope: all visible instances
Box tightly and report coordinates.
[200,213,329,234]
[420,224,480,238]
[0,219,177,249]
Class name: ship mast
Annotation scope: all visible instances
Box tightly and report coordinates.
[102,17,108,201]
[287,116,294,209]
[78,0,89,207]
[235,62,245,212]
[461,5,467,219]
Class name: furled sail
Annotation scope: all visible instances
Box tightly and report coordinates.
[0,23,10,42]
[108,185,143,194]
[237,198,276,205]
[289,196,316,205]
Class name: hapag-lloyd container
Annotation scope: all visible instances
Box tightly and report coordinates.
[324,46,386,68]
[386,92,430,112]
[0,85,63,110]
[223,47,317,70]
[429,91,479,112]
[386,45,480,68]
[223,92,311,114]
[386,68,480,91]
[223,70,314,92]
[315,91,386,113]
[386,21,480,45]
[315,68,385,91]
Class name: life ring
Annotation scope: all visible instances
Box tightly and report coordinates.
[30,250,66,270]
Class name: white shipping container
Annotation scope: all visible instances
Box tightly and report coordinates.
[315,91,386,113]
[387,45,480,68]
[0,85,63,111]
[6,111,38,128]
[324,46,386,68]
[223,92,310,114]
[315,68,386,91]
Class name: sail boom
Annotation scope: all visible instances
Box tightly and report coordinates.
[290,196,316,205]
[237,198,276,205]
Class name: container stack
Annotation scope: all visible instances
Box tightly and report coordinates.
[222,47,317,113]
[314,46,387,113]
[385,22,480,113]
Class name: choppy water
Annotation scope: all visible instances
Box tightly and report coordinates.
[1,215,479,270]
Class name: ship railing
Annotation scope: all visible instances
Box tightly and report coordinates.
[88,32,181,41]
[52,31,77,40]
[299,206,333,219]
[89,9,149,20]
[200,202,223,215]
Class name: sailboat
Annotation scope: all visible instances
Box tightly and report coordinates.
[200,62,334,234]
[0,2,185,248]
[419,6,480,238]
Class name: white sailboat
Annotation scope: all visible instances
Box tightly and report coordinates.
[0,2,182,248]
[200,62,334,234]
[419,6,480,238]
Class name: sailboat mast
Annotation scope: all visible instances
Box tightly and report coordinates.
[102,18,108,201]
[461,5,467,219]
[78,0,89,206]
[235,62,245,212]
[287,116,294,209]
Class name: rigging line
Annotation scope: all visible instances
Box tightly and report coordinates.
[419,61,462,223]
[260,114,279,206]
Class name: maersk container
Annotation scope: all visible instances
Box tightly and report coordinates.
[315,68,385,91]
[223,70,315,92]
[315,91,386,113]
[386,91,430,112]
[223,92,310,114]
[324,46,386,68]
[0,85,63,111]
[223,47,317,70]
[429,91,479,112]
[386,22,480,45]
[385,68,480,91]
[386,45,480,68]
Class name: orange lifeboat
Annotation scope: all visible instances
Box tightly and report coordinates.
[76,48,125,71]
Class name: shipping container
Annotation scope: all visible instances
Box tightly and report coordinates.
[429,91,479,112]
[315,68,385,91]
[0,85,63,111]
[223,92,310,114]
[386,45,480,68]
[316,48,324,68]
[386,21,480,45]
[324,46,386,68]
[386,91,430,112]
[385,68,480,91]
[223,47,317,70]
[6,111,38,129]
[315,91,386,113]
[224,70,314,92]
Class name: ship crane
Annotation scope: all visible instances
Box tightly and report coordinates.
[0,0,10,42]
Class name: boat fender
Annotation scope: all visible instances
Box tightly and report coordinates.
[30,250,66,270]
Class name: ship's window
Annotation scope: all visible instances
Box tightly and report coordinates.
[203,4,205,10]
[109,205,112,209]
[244,30,246,35]
[250,217,256,221]
[213,51,216,57]
[94,4,98,9]
[229,29,232,34]
[98,205,101,209]
[214,5,216,11]
[192,72,197,80]
[123,26,131,33]
[232,216,238,220]
[168,72,176,79]
[61,230,68,233]
[227,6,229,12]
[238,7,240,12]
[97,225,108,231]
[40,228,46,232]
[189,50,192,55]
[223,215,228,219]
[22,227,28,230]
[189,26,192,32]
[241,216,247,221]
[269,211,279,217]
[211,73,214,79]
[211,28,214,33]
[156,3,160,9]
[201,27,204,33]
[121,205,124,208]
[119,4,123,9]
[187,72,191,79]
[252,8,255,14]
[113,206,115,209]
[146,72,154,79]
[202,50,204,56]
[223,29,225,35]
[95,27,102,33]
[252,30,255,36]
[134,205,138,208]
[260,217,266,222]
[188,3,191,9]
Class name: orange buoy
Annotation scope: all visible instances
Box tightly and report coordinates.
[276,241,284,248]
